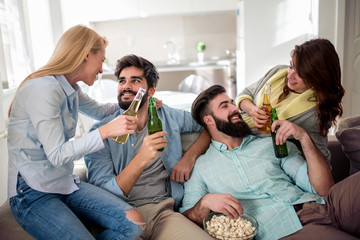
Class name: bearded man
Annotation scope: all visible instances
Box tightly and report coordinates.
[180,85,360,240]
[84,54,213,240]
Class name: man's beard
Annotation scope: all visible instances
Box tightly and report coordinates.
[118,89,148,110]
[212,112,252,138]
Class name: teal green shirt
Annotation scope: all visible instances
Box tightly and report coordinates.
[180,135,325,240]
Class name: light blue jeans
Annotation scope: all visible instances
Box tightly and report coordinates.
[10,175,143,240]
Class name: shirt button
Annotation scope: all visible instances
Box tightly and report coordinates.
[131,144,134,147]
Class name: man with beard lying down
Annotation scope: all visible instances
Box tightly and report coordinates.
[180,85,360,240]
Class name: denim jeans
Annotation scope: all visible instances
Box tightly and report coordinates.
[10,175,143,240]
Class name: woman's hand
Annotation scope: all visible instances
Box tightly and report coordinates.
[239,99,270,128]
[250,106,270,128]
[98,115,137,140]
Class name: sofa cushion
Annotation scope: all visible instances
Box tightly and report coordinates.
[335,116,360,175]
[180,132,200,154]
[0,200,35,240]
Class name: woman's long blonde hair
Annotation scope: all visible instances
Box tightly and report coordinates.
[8,25,108,117]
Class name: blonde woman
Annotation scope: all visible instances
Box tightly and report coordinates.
[7,25,144,240]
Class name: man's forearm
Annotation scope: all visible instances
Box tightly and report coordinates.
[115,155,147,196]
[183,197,211,226]
[300,134,334,196]
[183,129,211,161]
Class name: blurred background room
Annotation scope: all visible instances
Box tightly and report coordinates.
[0,0,359,205]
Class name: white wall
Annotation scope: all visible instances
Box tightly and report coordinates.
[92,12,237,68]
[25,0,55,70]
[236,0,355,119]
[59,0,238,29]
[237,0,347,92]
[341,0,360,118]
[237,0,317,92]
[0,86,9,205]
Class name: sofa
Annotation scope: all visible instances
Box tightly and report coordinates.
[0,116,359,240]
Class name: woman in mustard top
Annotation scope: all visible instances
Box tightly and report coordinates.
[236,38,345,163]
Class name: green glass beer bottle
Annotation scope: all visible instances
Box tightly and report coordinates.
[270,108,288,158]
[148,97,164,151]
[113,88,146,144]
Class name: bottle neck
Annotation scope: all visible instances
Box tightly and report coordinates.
[127,88,145,111]
[270,116,278,123]
[264,83,271,95]
[262,93,271,105]
[270,110,279,131]
[148,98,158,118]
[149,105,158,117]
[125,98,142,114]
[263,83,271,105]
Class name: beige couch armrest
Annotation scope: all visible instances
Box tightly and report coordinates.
[181,132,200,154]
[0,200,35,240]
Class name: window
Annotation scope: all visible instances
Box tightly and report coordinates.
[0,0,32,90]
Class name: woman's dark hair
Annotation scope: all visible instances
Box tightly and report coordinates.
[278,38,345,136]
[114,54,159,88]
[191,85,226,128]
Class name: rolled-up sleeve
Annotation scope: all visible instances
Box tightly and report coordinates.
[179,159,208,213]
[84,122,127,200]
[280,143,318,194]
[25,81,105,167]
[236,65,288,110]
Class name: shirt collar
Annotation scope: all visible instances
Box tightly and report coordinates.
[55,75,78,96]
[211,135,255,152]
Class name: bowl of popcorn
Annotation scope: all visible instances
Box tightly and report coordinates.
[203,212,258,240]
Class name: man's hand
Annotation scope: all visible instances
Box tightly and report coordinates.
[171,155,195,182]
[271,119,306,145]
[115,131,167,196]
[154,98,162,109]
[183,193,243,226]
[171,129,211,182]
[137,131,168,165]
[203,193,244,219]
[271,119,334,196]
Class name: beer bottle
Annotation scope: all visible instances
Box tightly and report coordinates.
[258,82,272,133]
[148,97,164,151]
[113,88,146,144]
[270,108,288,158]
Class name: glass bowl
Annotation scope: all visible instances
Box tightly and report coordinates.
[203,212,258,240]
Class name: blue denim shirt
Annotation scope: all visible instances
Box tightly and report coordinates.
[85,104,203,210]
[7,75,119,198]
[180,135,325,240]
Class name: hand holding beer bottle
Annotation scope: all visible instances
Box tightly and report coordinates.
[113,88,146,144]
[148,97,164,151]
[270,108,288,158]
[257,83,272,133]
